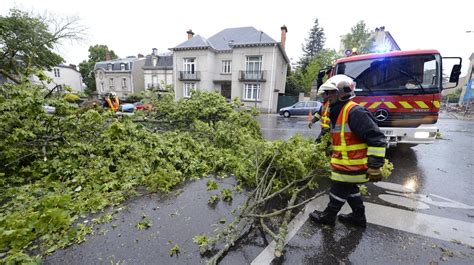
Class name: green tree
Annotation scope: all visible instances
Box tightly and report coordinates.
[299,49,338,93]
[0,8,84,84]
[284,65,304,96]
[79,45,118,95]
[341,20,375,55]
[286,49,338,96]
[299,18,326,70]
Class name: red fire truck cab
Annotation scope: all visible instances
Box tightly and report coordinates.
[324,50,462,147]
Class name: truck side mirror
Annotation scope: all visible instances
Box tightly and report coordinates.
[449,64,461,83]
[317,70,326,79]
[316,70,326,90]
[442,57,462,89]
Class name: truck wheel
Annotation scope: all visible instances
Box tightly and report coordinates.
[283,111,291,118]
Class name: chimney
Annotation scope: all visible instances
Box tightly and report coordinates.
[187,29,195,40]
[105,51,111,61]
[280,25,288,50]
[152,48,158,56]
[138,53,144,58]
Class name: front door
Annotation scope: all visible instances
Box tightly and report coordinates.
[221,83,231,100]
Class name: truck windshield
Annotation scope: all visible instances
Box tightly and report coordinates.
[335,54,441,94]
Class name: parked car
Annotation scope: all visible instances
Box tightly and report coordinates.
[120,103,136,113]
[133,102,153,111]
[42,104,56,114]
[279,101,322,118]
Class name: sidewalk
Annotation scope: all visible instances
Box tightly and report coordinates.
[440,110,474,121]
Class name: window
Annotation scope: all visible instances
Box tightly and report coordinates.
[222,60,231,74]
[246,56,262,72]
[109,78,114,89]
[183,58,195,73]
[153,57,157,67]
[120,63,125,71]
[183,83,196,98]
[294,102,305,108]
[54,68,60,77]
[152,75,158,87]
[122,78,127,89]
[243,83,261,101]
[335,54,441,94]
[245,56,262,79]
[100,82,104,92]
[107,64,112,71]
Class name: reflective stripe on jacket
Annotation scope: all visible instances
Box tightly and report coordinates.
[330,101,368,183]
[320,101,330,129]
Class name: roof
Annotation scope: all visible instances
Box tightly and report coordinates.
[383,31,401,51]
[143,53,173,69]
[336,49,441,63]
[208,27,277,51]
[172,27,278,51]
[173,34,214,50]
[57,64,80,72]
[94,57,144,71]
[171,26,289,62]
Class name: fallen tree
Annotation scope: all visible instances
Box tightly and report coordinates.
[198,135,331,264]
[0,84,268,263]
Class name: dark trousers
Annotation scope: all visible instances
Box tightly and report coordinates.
[326,181,365,214]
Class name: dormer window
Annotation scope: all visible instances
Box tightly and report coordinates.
[107,64,112,71]
[120,63,125,71]
[152,57,157,67]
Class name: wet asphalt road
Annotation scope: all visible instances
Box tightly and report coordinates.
[45,112,474,264]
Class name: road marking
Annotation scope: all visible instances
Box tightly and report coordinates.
[374,182,474,209]
[250,191,325,265]
[251,194,474,265]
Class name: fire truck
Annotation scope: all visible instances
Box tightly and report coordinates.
[320,50,462,147]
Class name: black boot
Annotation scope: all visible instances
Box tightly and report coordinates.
[338,210,367,228]
[309,209,337,226]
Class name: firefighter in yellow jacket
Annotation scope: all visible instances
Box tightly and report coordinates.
[308,90,330,143]
[309,75,386,227]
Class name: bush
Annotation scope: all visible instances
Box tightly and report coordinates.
[126,92,144,102]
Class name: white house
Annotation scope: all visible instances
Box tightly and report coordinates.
[340,26,401,54]
[170,26,289,113]
[143,48,173,90]
[31,64,84,93]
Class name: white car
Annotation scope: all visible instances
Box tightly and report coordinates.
[42,104,56,113]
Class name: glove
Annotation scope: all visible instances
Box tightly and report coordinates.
[367,167,382,182]
[308,122,312,129]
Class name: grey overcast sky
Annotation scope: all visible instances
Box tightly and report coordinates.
[2,0,473,75]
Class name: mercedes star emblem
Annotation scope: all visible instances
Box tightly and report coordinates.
[374,109,389,122]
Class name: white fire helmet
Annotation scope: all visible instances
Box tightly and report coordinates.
[318,74,356,101]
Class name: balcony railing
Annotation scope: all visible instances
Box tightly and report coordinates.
[147,83,159,89]
[239,71,266,82]
[179,71,200,81]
